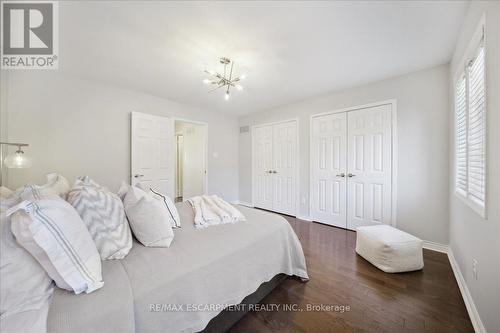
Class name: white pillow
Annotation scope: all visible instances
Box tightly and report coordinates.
[7,196,104,294]
[68,177,132,260]
[0,212,54,319]
[0,187,17,214]
[135,183,181,228]
[44,173,70,199]
[0,186,12,198]
[121,184,174,247]
[15,174,70,202]
[0,174,69,213]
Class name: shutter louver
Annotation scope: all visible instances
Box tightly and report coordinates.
[455,75,467,195]
[467,47,485,205]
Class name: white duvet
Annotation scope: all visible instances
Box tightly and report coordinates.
[47,202,308,333]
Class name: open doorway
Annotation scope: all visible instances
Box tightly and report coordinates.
[174,120,208,202]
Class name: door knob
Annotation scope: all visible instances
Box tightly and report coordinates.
[134,174,144,178]
[347,173,355,177]
[272,170,278,174]
[336,173,345,178]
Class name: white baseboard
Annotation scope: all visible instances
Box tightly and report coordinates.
[422,240,449,254]
[447,250,486,333]
[422,241,485,332]
[229,206,485,331]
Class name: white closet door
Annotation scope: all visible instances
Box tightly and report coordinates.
[131,112,174,198]
[311,113,347,228]
[347,105,392,230]
[253,125,274,210]
[273,121,297,215]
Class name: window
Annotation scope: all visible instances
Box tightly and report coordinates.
[454,29,486,217]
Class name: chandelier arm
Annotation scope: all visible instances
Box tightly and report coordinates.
[229,62,234,81]
[208,85,225,93]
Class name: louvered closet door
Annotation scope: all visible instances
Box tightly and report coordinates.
[253,125,274,211]
[273,121,297,215]
[311,113,347,228]
[346,105,392,230]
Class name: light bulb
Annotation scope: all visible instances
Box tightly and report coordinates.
[207,70,216,75]
[203,79,211,84]
[4,149,32,169]
[239,74,246,80]
[224,93,230,101]
[235,84,243,91]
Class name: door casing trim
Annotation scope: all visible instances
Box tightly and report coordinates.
[173,117,209,197]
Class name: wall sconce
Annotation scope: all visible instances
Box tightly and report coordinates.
[0,142,32,169]
[0,142,32,186]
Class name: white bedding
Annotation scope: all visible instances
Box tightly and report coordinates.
[188,195,246,228]
[47,202,308,333]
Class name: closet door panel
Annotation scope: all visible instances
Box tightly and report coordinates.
[311,113,347,228]
[273,121,297,215]
[253,125,274,210]
[347,105,392,230]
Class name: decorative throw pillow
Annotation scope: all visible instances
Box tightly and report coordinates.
[135,183,181,228]
[121,184,174,247]
[15,174,71,202]
[68,177,132,260]
[0,211,54,319]
[0,187,16,214]
[44,173,71,199]
[0,186,12,199]
[7,195,103,294]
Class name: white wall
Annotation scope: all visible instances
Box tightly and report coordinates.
[239,65,450,244]
[1,71,239,202]
[449,2,500,332]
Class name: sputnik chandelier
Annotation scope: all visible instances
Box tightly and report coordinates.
[203,57,246,100]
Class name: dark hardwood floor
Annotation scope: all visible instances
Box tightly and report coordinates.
[229,215,474,333]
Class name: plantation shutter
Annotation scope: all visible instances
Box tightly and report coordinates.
[455,75,467,195]
[466,46,486,205]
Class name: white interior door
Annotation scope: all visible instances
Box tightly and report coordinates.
[347,105,392,230]
[311,113,347,228]
[131,112,174,198]
[253,125,274,211]
[272,121,297,215]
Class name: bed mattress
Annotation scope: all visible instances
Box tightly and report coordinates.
[47,203,308,333]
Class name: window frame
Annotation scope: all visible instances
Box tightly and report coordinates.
[453,17,487,218]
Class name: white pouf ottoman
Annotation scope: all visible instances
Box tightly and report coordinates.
[355,225,424,273]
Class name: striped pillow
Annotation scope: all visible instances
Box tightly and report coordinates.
[68,177,132,260]
[7,196,103,294]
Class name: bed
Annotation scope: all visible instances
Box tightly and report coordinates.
[46,202,309,333]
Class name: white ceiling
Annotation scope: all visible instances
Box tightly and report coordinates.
[61,1,469,116]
